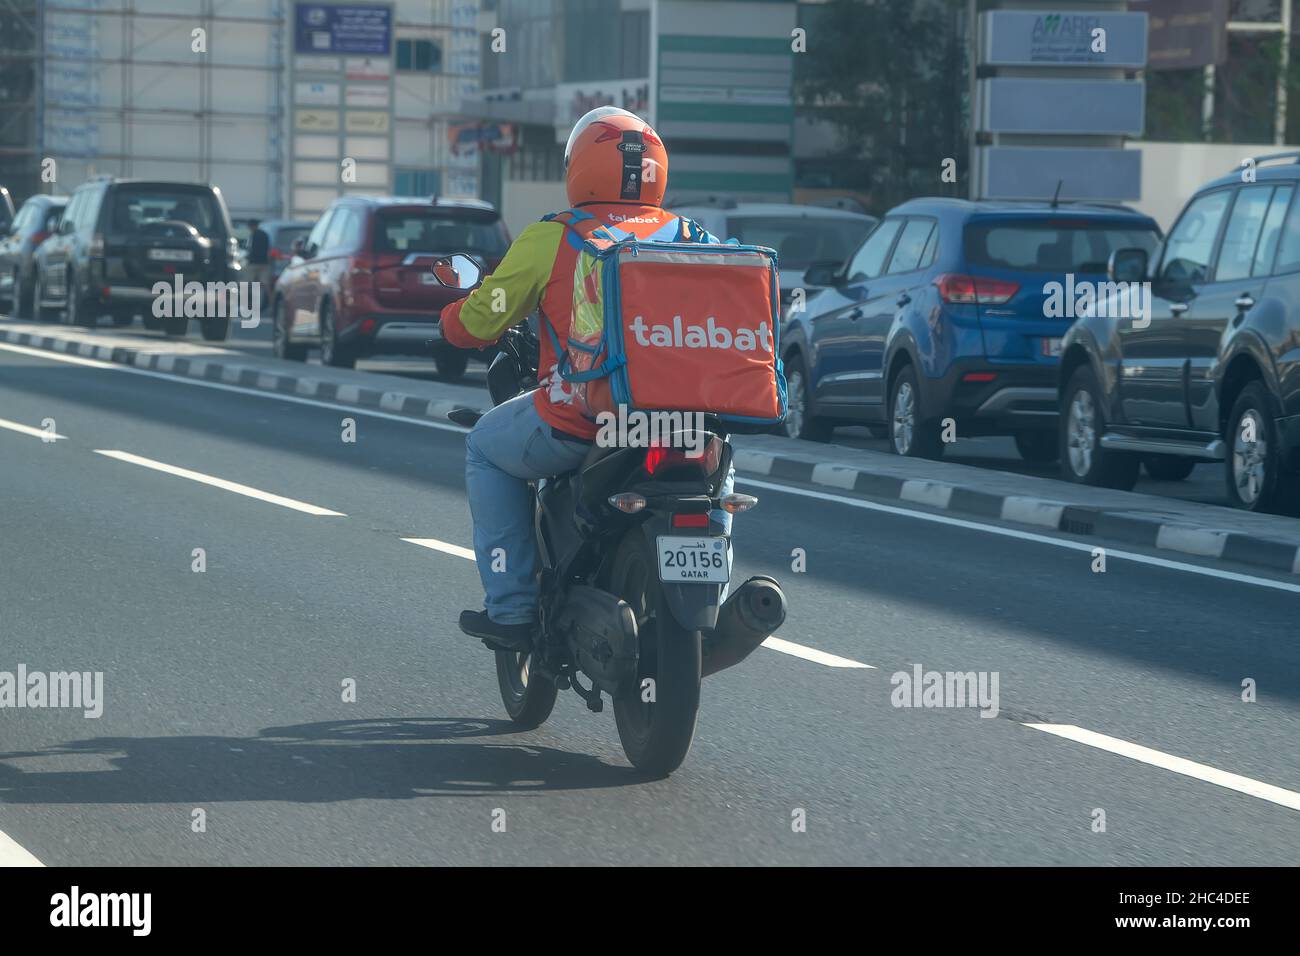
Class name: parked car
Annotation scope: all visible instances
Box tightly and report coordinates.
[670,199,877,310]
[781,198,1162,459]
[257,219,312,290]
[31,177,242,338]
[1059,152,1300,513]
[0,186,15,234]
[0,193,67,317]
[271,196,509,378]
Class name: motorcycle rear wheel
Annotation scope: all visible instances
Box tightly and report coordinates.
[495,649,557,729]
[607,529,702,777]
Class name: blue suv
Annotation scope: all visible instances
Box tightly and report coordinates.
[781,198,1161,460]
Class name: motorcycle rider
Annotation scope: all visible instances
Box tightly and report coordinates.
[438,107,723,651]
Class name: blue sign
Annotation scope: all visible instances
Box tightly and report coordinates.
[295,3,392,56]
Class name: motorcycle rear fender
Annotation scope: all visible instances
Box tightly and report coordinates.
[640,509,726,632]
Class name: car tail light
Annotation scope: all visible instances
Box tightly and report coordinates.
[89,234,104,257]
[359,318,376,335]
[350,252,376,276]
[962,372,997,383]
[269,248,285,260]
[671,512,710,529]
[934,273,1019,305]
[31,230,50,246]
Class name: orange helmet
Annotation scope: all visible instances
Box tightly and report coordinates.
[564,107,667,208]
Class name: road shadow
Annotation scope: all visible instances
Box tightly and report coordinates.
[0,717,643,805]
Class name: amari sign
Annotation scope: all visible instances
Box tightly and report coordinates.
[981,10,1148,69]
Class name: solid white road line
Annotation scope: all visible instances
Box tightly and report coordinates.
[93,449,346,516]
[739,476,1300,595]
[402,536,476,561]
[1025,723,1300,814]
[0,829,43,867]
[401,537,874,669]
[0,416,66,440]
[761,636,873,669]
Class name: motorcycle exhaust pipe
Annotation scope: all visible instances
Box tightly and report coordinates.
[702,575,787,678]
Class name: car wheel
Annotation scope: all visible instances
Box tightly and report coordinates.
[1059,365,1139,490]
[162,317,188,336]
[199,316,229,342]
[1142,454,1196,482]
[65,275,96,329]
[11,268,32,319]
[319,301,355,369]
[1014,430,1059,463]
[888,364,943,458]
[433,345,469,381]
[1225,382,1294,513]
[31,270,49,321]
[781,355,833,441]
[272,296,307,361]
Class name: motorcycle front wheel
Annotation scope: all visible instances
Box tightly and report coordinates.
[607,529,702,777]
[496,649,557,729]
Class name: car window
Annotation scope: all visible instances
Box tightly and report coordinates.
[44,205,66,233]
[322,207,356,250]
[274,226,310,252]
[1271,188,1300,273]
[1215,185,1273,282]
[305,211,334,256]
[845,219,902,283]
[61,192,84,233]
[886,219,935,274]
[109,185,221,237]
[372,210,508,258]
[1160,190,1232,283]
[964,218,1160,273]
[1251,186,1293,277]
[919,224,939,268]
[724,215,876,270]
[9,204,31,232]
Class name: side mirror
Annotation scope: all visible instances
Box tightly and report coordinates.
[803,259,841,288]
[429,253,484,290]
[1108,247,1148,283]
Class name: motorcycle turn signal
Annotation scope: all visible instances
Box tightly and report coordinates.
[719,493,758,514]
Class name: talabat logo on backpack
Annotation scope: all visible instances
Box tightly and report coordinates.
[542,209,788,427]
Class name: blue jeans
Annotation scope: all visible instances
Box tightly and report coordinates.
[464,391,737,624]
[465,392,590,625]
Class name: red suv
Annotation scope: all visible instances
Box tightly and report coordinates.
[271,197,509,378]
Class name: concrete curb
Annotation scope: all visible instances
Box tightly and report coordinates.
[733,448,1300,577]
[7,323,1298,578]
[0,326,471,428]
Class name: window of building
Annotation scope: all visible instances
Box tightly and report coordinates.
[396,38,443,73]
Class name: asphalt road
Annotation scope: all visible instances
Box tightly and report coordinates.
[93,314,1232,508]
[1,340,1297,865]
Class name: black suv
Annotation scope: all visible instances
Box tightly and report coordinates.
[1059,152,1300,513]
[31,177,242,339]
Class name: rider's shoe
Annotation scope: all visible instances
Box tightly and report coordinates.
[458,609,534,653]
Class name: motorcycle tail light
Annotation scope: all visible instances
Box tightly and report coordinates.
[720,493,758,514]
[644,434,724,476]
[608,492,646,514]
[671,512,709,529]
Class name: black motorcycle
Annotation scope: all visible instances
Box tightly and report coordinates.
[432,254,788,776]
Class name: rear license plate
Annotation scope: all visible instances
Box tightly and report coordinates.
[148,248,193,262]
[656,536,729,584]
[1041,337,1063,357]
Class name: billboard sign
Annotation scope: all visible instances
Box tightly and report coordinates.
[294,4,392,56]
[980,10,1148,68]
